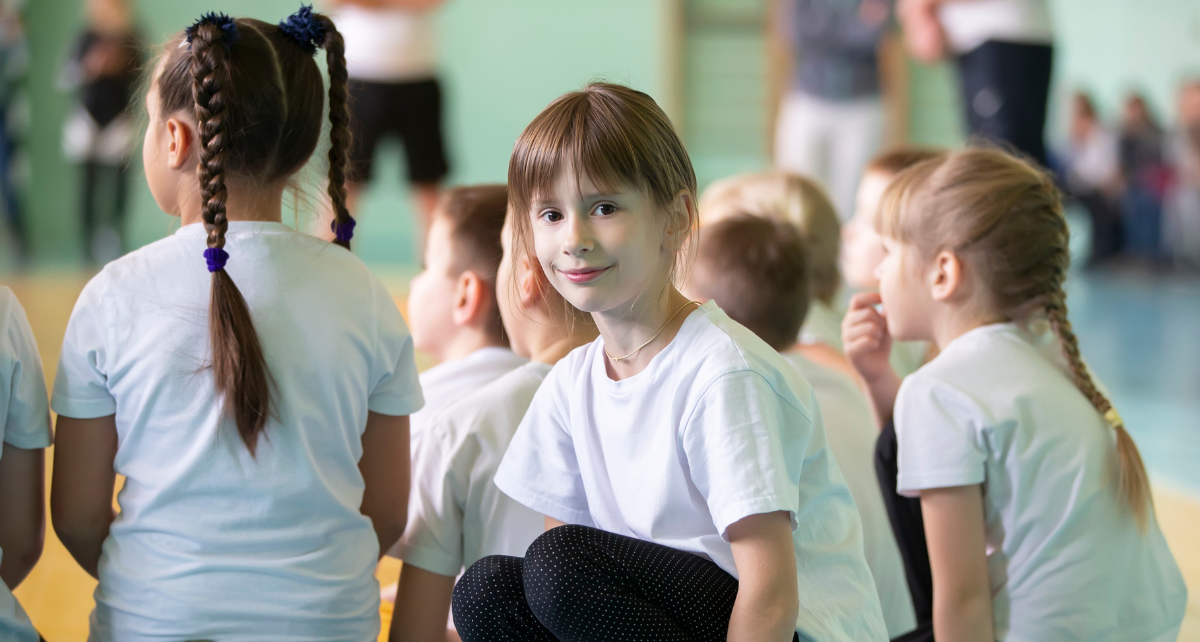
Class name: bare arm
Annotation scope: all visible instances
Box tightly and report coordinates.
[0,443,45,589]
[726,511,798,642]
[544,515,566,531]
[50,415,118,579]
[389,563,460,642]
[922,485,993,642]
[878,30,910,146]
[359,412,411,558]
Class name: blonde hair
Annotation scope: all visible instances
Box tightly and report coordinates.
[879,148,1151,527]
[507,82,697,311]
[699,172,840,304]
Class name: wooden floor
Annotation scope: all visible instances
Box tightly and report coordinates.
[7,273,1199,641]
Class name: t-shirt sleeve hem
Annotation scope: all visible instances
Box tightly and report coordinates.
[896,469,985,497]
[367,390,425,417]
[50,396,116,419]
[496,476,591,526]
[712,494,799,542]
[2,427,52,449]
[393,543,461,578]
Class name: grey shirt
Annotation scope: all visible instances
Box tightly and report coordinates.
[786,0,893,100]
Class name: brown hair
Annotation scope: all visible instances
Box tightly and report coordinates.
[865,146,945,180]
[155,11,351,454]
[691,215,809,351]
[698,172,839,304]
[507,82,697,305]
[878,148,1151,526]
[437,184,509,343]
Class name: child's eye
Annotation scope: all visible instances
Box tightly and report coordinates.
[593,203,617,217]
[539,209,563,223]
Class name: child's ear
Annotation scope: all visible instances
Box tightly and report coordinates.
[165,117,194,170]
[662,190,697,252]
[929,250,964,302]
[452,270,487,327]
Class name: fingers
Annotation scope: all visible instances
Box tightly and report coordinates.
[847,291,883,311]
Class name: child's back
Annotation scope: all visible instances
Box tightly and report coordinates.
[895,322,1186,640]
[54,223,421,639]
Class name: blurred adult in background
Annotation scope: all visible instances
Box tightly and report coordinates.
[0,0,27,264]
[331,0,449,240]
[59,0,140,265]
[1062,92,1121,265]
[1165,79,1200,267]
[774,0,901,221]
[900,0,1054,166]
[1118,93,1170,262]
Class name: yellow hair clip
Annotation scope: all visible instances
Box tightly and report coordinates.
[1104,408,1124,429]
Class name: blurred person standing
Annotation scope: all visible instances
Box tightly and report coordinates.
[899,0,1054,166]
[1165,79,1200,267]
[1062,92,1122,265]
[1118,93,1170,262]
[331,0,450,241]
[59,0,140,264]
[0,0,27,263]
[774,0,900,221]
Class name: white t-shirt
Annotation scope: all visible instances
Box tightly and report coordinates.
[783,352,915,639]
[895,322,1187,642]
[51,221,425,642]
[938,0,1054,53]
[496,301,887,641]
[408,347,526,443]
[396,361,548,577]
[799,299,843,351]
[0,287,51,642]
[335,6,437,82]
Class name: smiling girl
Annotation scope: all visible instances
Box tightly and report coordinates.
[450,83,886,642]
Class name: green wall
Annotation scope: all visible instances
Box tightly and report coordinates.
[20,0,671,269]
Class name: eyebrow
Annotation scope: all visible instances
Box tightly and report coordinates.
[532,193,621,209]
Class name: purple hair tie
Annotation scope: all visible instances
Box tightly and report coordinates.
[184,12,240,52]
[278,5,325,55]
[331,217,356,244]
[204,247,230,273]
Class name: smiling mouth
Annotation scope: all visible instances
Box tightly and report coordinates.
[558,265,611,284]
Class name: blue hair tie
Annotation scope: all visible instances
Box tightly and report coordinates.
[278,5,326,55]
[204,247,230,273]
[184,12,240,52]
[331,217,356,243]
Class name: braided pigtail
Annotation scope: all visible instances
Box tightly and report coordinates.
[318,14,354,249]
[1045,292,1151,529]
[189,15,273,455]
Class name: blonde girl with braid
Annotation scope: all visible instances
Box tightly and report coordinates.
[49,8,423,641]
[844,147,1186,642]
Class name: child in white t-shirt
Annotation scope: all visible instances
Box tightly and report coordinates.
[845,148,1186,641]
[388,211,598,642]
[49,11,423,642]
[452,83,886,642]
[0,287,52,642]
[381,185,526,577]
[683,216,916,640]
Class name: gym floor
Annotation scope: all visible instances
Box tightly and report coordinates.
[8,269,1199,641]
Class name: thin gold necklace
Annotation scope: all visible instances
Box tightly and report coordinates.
[605,300,700,363]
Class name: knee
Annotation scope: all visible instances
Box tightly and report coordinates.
[452,555,525,630]
[522,525,599,609]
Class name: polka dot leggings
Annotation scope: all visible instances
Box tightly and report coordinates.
[451,524,799,642]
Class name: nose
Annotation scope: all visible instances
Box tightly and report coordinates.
[562,212,593,257]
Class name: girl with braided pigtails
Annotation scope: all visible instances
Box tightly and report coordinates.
[843,147,1186,642]
[49,8,423,642]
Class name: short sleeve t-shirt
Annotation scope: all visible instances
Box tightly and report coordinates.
[407,347,526,442]
[937,0,1053,53]
[0,287,52,642]
[396,361,549,577]
[895,322,1187,641]
[783,352,915,639]
[51,221,424,642]
[496,301,887,641]
[334,6,436,82]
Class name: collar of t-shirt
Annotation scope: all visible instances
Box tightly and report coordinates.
[174,220,297,239]
[591,300,714,394]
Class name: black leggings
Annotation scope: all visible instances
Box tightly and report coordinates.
[452,524,799,642]
[875,420,934,642]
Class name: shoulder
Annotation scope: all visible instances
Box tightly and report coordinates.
[434,363,551,446]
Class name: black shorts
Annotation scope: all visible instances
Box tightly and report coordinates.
[347,77,450,185]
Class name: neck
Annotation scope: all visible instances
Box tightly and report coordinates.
[593,284,695,380]
[179,179,286,227]
[929,305,1004,352]
[528,325,598,365]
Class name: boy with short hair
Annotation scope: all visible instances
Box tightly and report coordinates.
[685,215,916,640]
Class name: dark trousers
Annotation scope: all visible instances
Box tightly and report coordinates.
[957,40,1054,167]
[453,524,800,642]
[80,161,129,263]
[876,420,935,642]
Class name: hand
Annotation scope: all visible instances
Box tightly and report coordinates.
[898,0,947,63]
[843,292,893,384]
